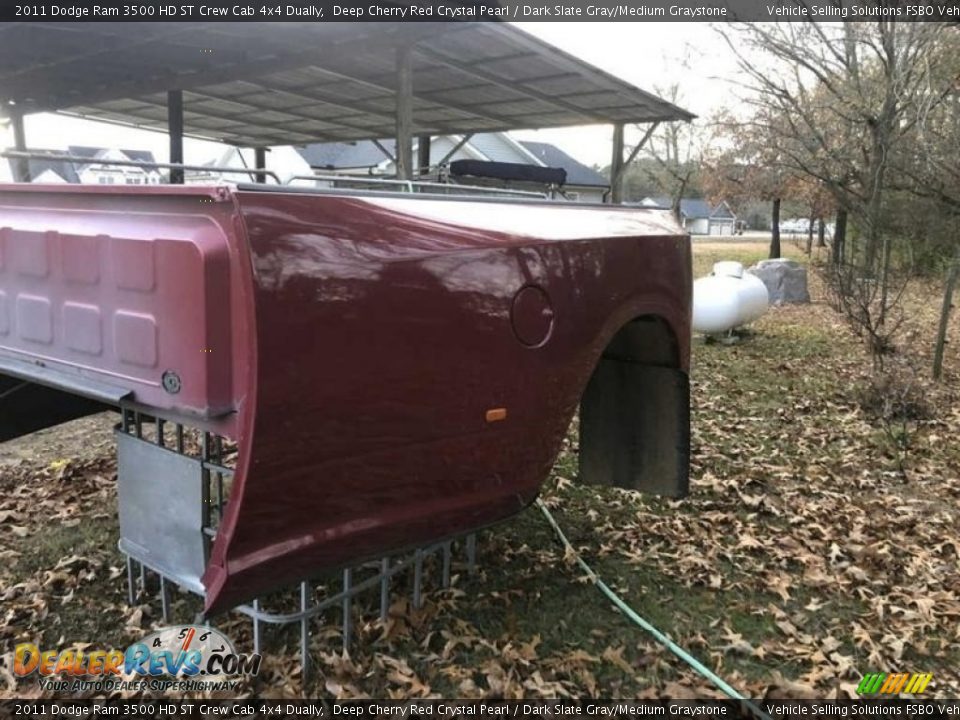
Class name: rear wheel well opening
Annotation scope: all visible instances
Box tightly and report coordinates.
[598,315,682,369]
[577,316,690,498]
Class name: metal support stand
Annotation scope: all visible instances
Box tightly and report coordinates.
[160,576,170,622]
[167,90,184,184]
[341,568,353,654]
[252,598,262,655]
[412,549,423,610]
[442,542,452,588]
[126,556,136,604]
[467,533,477,572]
[117,410,480,672]
[300,581,311,685]
[9,109,30,182]
[380,558,390,622]
[395,46,414,180]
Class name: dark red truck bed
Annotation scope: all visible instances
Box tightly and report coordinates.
[0,184,691,613]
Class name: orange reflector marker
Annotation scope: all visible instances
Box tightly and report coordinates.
[485,408,508,423]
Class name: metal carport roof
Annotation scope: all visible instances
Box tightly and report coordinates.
[0,22,694,147]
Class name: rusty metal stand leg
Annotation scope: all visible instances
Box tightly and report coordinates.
[442,542,452,588]
[160,575,170,622]
[380,558,390,622]
[466,534,477,573]
[342,569,353,654]
[126,556,136,604]
[300,581,311,688]
[252,599,262,655]
[413,550,423,609]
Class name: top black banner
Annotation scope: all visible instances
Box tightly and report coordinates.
[5,0,960,22]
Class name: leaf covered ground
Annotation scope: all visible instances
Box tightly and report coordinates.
[1,238,958,700]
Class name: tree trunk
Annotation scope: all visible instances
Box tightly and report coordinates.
[878,230,893,328]
[770,198,782,259]
[832,209,847,265]
[805,211,815,255]
[933,246,960,381]
[817,218,826,247]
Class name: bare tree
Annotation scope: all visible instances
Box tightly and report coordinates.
[639,81,708,224]
[719,21,959,364]
[704,107,808,259]
[894,28,960,379]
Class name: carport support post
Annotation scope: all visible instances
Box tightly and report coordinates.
[10,108,30,182]
[254,147,267,184]
[395,46,414,181]
[609,122,625,204]
[417,134,431,177]
[167,90,184,184]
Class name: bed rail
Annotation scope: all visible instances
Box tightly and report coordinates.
[0,150,282,184]
[285,172,548,198]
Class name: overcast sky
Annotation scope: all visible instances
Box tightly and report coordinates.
[1,22,745,171]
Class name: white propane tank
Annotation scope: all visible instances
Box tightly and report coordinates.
[692,261,769,335]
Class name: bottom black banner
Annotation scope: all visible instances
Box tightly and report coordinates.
[1,699,958,720]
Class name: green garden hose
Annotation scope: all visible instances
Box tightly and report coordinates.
[535,498,772,720]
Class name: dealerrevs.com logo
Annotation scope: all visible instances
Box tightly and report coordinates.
[14,625,261,692]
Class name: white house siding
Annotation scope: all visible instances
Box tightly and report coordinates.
[466,133,536,164]
[427,136,484,166]
[686,218,710,235]
[263,146,312,181]
[709,220,735,236]
[566,187,605,204]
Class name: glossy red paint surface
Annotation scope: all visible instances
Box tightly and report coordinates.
[0,185,691,613]
[206,191,691,611]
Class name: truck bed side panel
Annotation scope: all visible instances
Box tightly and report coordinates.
[203,192,690,611]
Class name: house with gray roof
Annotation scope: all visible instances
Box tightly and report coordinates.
[517,140,609,199]
[67,146,161,185]
[5,147,161,185]
[639,196,738,236]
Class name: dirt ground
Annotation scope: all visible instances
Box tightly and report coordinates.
[0,414,115,470]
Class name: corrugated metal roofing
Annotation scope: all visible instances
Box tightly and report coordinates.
[0,23,694,148]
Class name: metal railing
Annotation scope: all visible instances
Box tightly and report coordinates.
[286,172,548,199]
[2,151,558,200]
[0,150,282,184]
